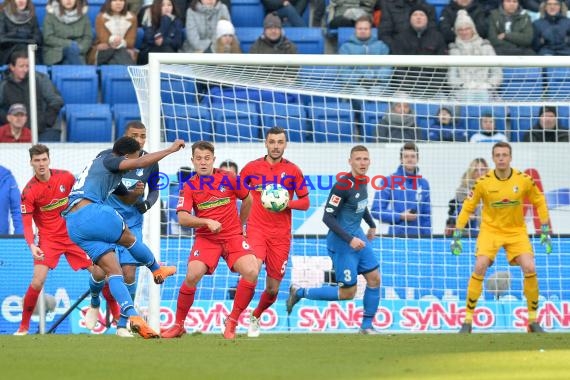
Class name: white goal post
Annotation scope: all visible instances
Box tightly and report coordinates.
[130,53,570,333]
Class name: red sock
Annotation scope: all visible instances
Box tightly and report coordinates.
[20,286,41,330]
[228,278,257,321]
[253,291,278,318]
[175,283,196,325]
[102,283,121,321]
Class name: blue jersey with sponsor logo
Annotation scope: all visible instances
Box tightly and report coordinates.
[324,174,369,246]
[100,149,159,228]
[68,151,125,205]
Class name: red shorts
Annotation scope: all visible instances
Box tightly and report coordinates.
[36,238,93,271]
[247,229,291,281]
[189,234,253,274]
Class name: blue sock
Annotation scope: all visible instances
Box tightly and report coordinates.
[361,286,380,329]
[117,316,129,329]
[107,275,136,317]
[89,274,105,308]
[303,286,339,301]
[127,239,159,272]
[126,281,137,301]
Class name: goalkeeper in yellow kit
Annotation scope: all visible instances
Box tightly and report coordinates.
[451,142,552,333]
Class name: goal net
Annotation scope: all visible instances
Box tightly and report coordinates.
[128,54,570,333]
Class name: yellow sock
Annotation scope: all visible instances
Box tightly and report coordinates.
[464,273,484,324]
[524,272,539,323]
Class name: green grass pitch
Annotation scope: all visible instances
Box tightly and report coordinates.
[3,333,569,380]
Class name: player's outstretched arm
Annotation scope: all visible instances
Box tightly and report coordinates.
[119,140,185,171]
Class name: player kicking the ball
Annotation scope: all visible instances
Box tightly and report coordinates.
[287,145,381,334]
[451,142,552,333]
[240,127,310,337]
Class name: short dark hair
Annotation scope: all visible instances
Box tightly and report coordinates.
[355,15,373,27]
[9,50,28,66]
[113,136,140,156]
[350,145,368,156]
[29,144,49,159]
[266,127,287,141]
[124,121,146,132]
[219,159,238,173]
[492,141,512,156]
[400,142,419,159]
[191,141,215,155]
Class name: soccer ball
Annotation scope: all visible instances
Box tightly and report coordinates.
[261,183,289,212]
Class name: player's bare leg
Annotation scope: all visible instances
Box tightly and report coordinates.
[225,254,258,339]
[15,264,49,335]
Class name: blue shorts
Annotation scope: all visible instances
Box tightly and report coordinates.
[116,224,143,266]
[327,231,379,287]
[64,203,125,263]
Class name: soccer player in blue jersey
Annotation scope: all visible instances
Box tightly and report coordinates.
[84,122,162,337]
[63,136,185,338]
[286,145,381,334]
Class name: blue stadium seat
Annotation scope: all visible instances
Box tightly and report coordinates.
[308,99,354,142]
[260,102,308,142]
[211,101,261,142]
[34,0,49,28]
[51,65,98,104]
[544,67,570,100]
[463,105,508,138]
[509,105,539,142]
[231,0,266,27]
[161,75,199,105]
[429,0,449,19]
[100,65,138,105]
[282,27,324,54]
[36,65,50,76]
[555,105,570,129]
[162,104,213,142]
[87,0,105,26]
[112,103,141,138]
[235,27,263,53]
[65,104,113,142]
[361,101,389,142]
[500,67,543,101]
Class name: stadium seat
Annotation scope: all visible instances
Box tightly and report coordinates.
[34,0,49,27]
[361,101,389,142]
[282,27,325,54]
[51,65,98,104]
[500,67,543,101]
[260,102,308,142]
[544,67,570,101]
[429,0,449,19]
[35,65,50,76]
[162,103,213,142]
[112,103,141,138]
[463,104,508,138]
[231,0,266,27]
[235,27,263,53]
[508,105,539,142]
[87,0,105,26]
[65,104,113,142]
[308,99,354,142]
[100,65,138,105]
[161,75,200,105]
[211,101,261,142]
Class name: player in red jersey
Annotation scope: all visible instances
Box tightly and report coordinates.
[14,144,106,335]
[240,127,310,337]
[161,141,259,339]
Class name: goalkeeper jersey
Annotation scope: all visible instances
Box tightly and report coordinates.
[456,168,549,235]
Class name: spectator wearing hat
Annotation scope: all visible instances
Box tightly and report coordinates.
[488,0,535,55]
[533,0,570,55]
[261,0,307,27]
[137,0,184,64]
[249,13,298,54]
[439,0,488,44]
[182,0,230,52]
[0,103,31,143]
[378,0,436,48]
[205,19,241,53]
[390,5,448,96]
[523,106,569,142]
[448,10,502,101]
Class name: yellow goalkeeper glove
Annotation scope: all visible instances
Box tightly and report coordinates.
[540,224,552,254]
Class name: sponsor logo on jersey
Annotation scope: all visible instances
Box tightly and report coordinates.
[356,199,367,213]
[355,193,360,199]
[490,198,520,208]
[39,197,69,212]
[122,178,139,189]
[196,198,231,210]
[59,184,65,193]
[136,168,144,177]
[329,195,341,207]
